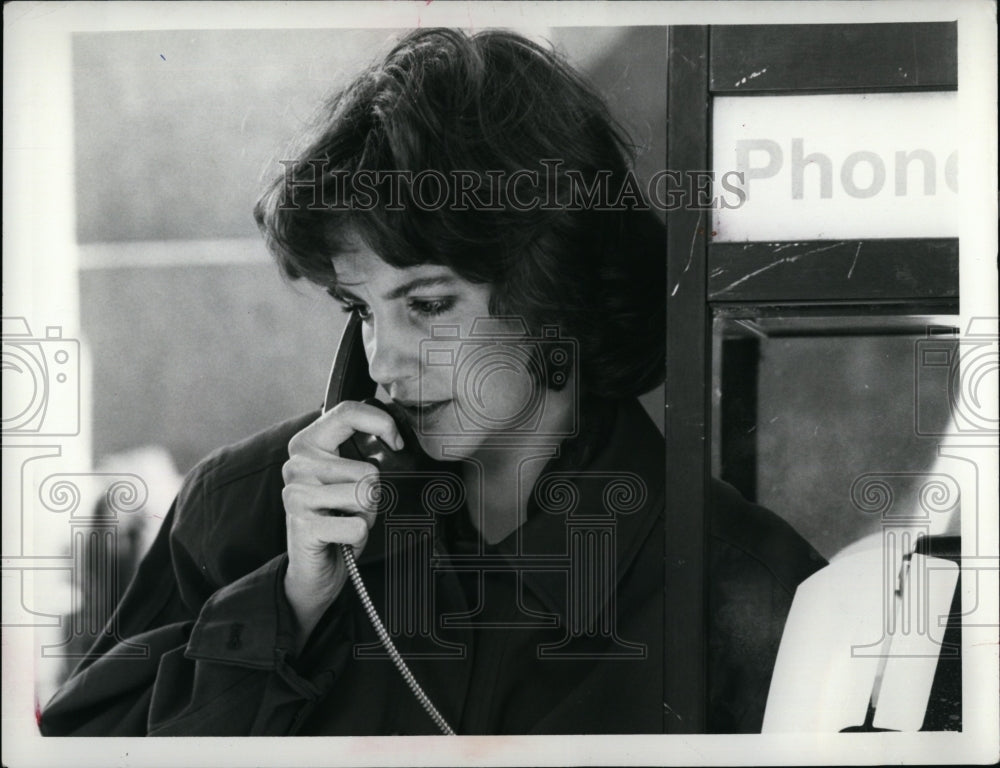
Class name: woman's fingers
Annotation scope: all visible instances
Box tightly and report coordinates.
[281,400,396,645]
[282,452,377,487]
[289,400,403,457]
[282,480,380,525]
[287,509,370,549]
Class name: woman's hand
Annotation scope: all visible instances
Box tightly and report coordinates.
[281,401,404,651]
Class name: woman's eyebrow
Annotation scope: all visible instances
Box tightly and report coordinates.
[383,276,455,300]
[330,275,456,303]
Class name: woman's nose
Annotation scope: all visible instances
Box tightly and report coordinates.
[365,319,415,389]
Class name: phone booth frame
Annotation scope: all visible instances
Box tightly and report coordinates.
[663,22,959,733]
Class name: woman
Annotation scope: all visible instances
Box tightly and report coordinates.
[41,28,823,736]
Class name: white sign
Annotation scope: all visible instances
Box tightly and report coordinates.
[712,92,959,241]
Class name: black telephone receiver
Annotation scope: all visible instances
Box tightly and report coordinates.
[322,312,454,735]
[323,312,424,474]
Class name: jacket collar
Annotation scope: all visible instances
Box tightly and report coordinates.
[357,397,665,618]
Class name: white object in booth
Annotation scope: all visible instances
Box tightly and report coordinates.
[762,543,959,732]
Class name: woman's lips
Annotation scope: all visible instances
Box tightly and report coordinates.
[392,399,452,427]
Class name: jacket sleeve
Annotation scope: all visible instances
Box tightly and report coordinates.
[145,550,353,735]
[39,411,353,736]
[38,493,194,735]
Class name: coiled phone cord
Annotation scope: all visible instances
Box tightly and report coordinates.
[339,543,456,735]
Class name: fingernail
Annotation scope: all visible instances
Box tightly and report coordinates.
[395,435,405,451]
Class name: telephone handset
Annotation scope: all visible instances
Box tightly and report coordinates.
[322,312,455,735]
[323,311,427,472]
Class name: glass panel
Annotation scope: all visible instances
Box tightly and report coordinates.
[712,313,960,558]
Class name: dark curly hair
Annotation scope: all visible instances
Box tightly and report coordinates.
[254,28,665,399]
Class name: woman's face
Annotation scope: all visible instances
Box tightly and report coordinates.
[330,237,565,460]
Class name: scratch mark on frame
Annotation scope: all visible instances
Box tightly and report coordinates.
[847,242,862,279]
[683,212,702,275]
[795,242,846,260]
[716,257,798,294]
[671,213,703,298]
[733,67,768,88]
[715,242,845,295]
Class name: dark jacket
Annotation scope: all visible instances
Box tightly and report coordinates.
[40,398,825,736]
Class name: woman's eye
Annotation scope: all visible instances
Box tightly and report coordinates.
[409,297,455,317]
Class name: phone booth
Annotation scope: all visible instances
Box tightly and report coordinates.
[663,22,961,732]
